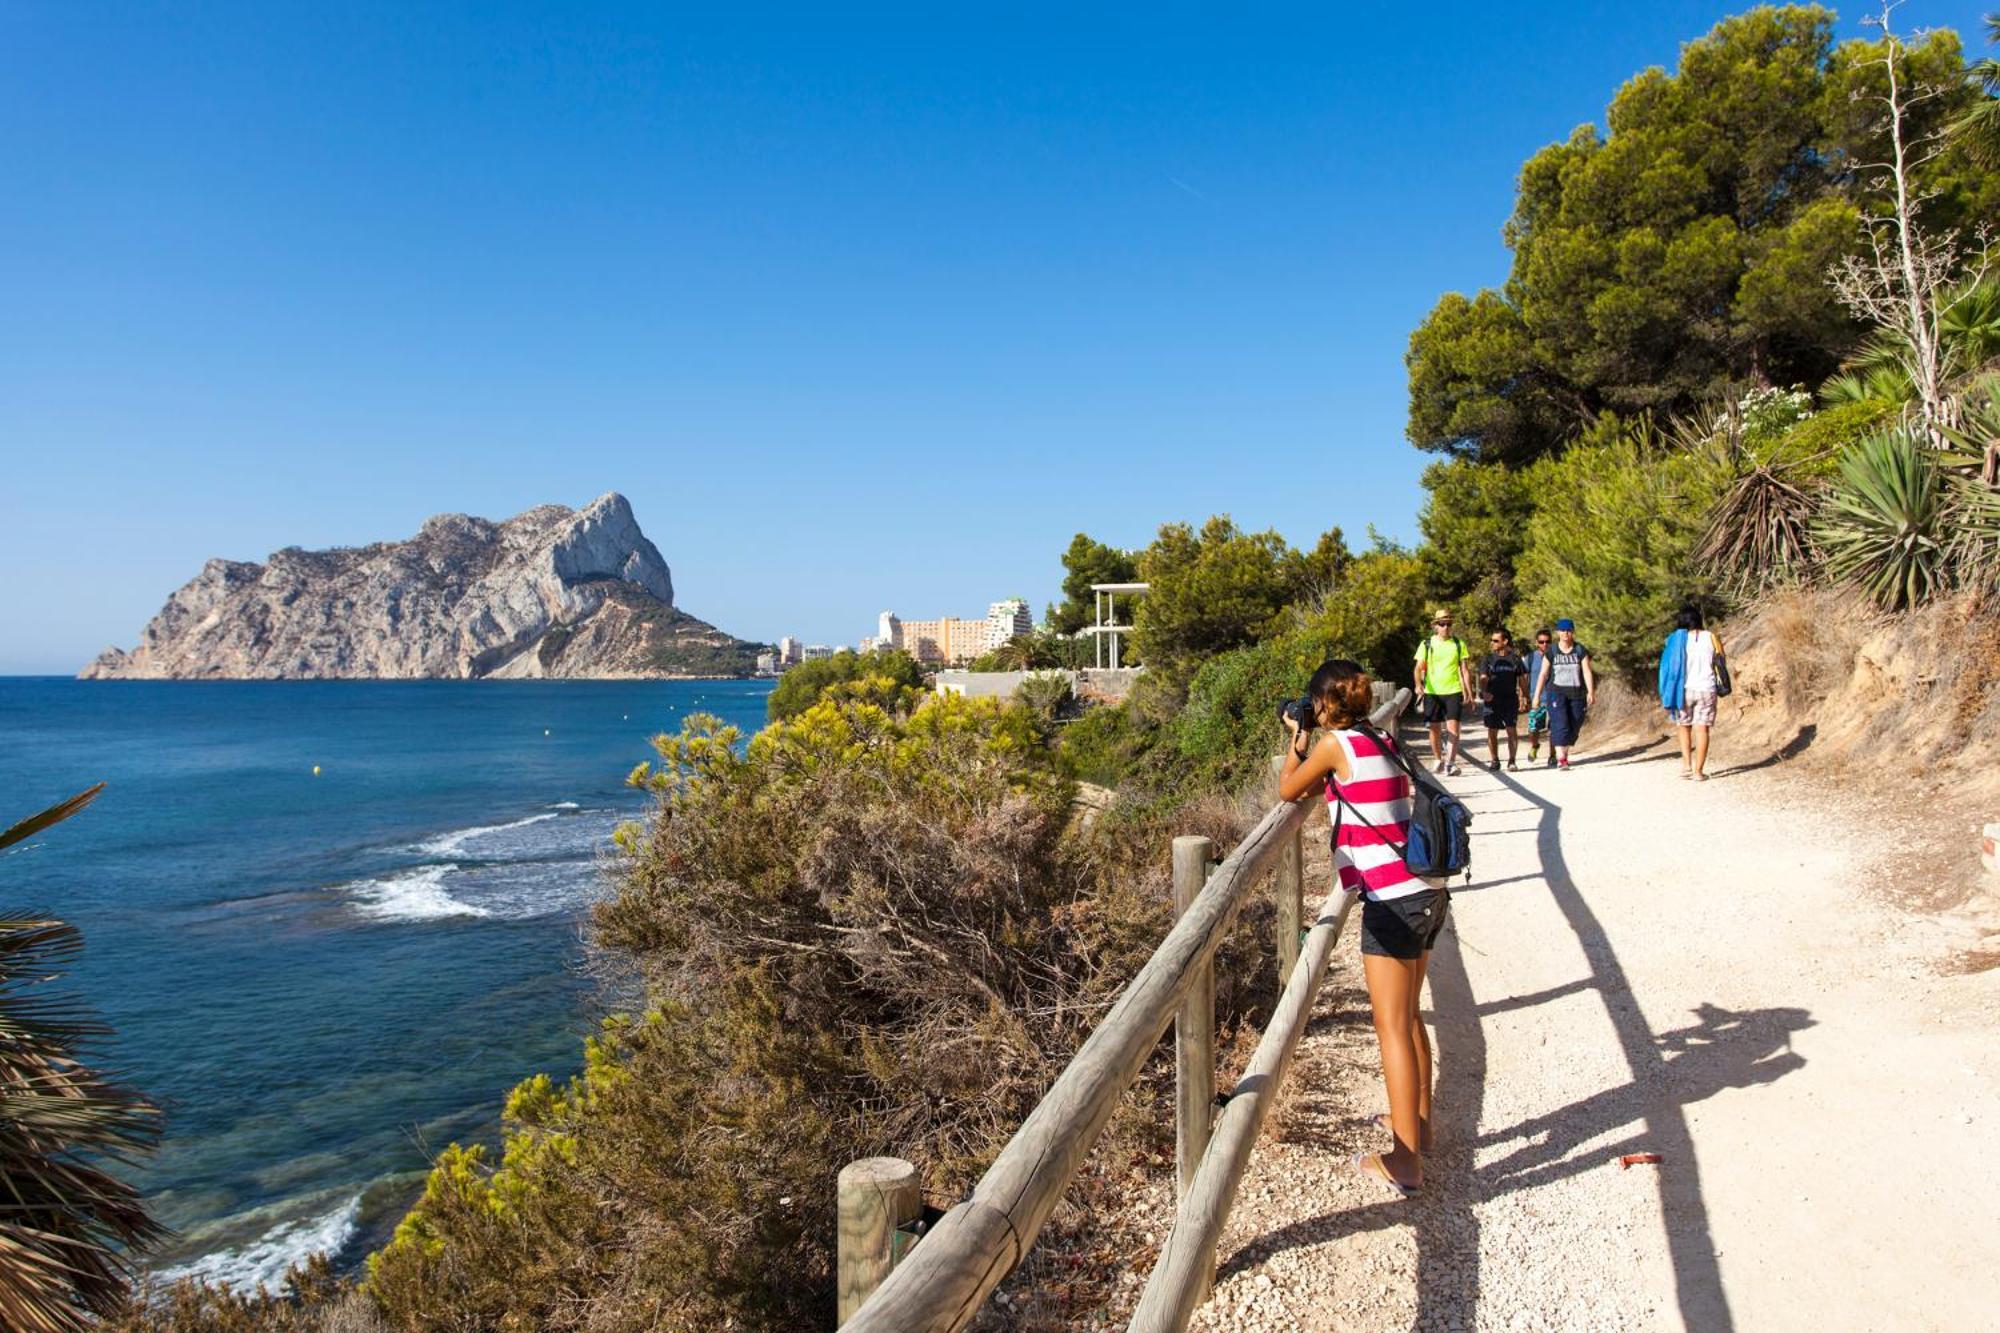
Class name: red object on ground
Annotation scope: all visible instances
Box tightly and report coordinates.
[1619,1153,1664,1169]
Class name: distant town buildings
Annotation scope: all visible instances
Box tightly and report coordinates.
[758,596,1045,676]
[866,599,1035,665]
[885,615,987,665]
[984,598,1032,651]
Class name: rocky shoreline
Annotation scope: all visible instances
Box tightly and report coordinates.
[84,493,764,680]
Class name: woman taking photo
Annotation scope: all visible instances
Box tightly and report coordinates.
[1280,659,1444,1197]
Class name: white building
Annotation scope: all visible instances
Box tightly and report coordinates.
[778,635,802,666]
[803,644,835,661]
[877,611,901,650]
[755,650,778,675]
[984,598,1033,651]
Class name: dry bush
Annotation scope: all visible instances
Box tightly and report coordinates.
[364,691,1286,1330]
[104,1258,385,1332]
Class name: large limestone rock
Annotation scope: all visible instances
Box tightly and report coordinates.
[83,493,761,679]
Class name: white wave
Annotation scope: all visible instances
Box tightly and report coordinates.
[155,1193,361,1293]
[347,866,489,922]
[547,800,581,810]
[410,812,558,857]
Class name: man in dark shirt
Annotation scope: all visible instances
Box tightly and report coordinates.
[1478,629,1529,770]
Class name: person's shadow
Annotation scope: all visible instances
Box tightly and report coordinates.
[1227,764,1808,1332]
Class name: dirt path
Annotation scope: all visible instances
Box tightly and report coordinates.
[1179,727,2000,1332]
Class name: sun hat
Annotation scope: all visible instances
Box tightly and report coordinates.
[1431,608,1453,621]
[1554,618,1575,631]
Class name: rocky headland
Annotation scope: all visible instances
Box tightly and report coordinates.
[83,493,763,679]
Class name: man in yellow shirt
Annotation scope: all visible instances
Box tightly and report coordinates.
[1412,609,1475,776]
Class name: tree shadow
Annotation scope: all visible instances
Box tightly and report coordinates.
[1573,736,1669,766]
[1713,724,1817,778]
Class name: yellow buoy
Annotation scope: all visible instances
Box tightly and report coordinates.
[312,765,321,775]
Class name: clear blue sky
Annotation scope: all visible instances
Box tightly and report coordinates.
[1,2,1982,673]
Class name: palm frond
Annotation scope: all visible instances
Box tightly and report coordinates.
[0,789,104,855]
[0,789,163,1329]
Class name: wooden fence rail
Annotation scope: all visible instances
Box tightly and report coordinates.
[841,686,1412,1331]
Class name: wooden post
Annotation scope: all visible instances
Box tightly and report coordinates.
[1171,835,1215,1300]
[837,1156,921,1325]
[1269,756,1304,985]
[1131,888,1359,1333]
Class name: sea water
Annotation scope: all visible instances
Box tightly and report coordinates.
[0,677,774,1289]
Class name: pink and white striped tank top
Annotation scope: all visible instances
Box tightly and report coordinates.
[1326,728,1427,902]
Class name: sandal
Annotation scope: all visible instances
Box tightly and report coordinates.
[1353,1152,1420,1198]
[1373,1113,1434,1154]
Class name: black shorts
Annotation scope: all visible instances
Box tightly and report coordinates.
[1423,692,1463,723]
[1360,889,1450,960]
[1483,694,1520,728]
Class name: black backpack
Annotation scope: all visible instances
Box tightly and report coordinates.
[1329,725,1474,882]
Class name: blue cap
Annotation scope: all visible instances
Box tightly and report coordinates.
[1554,618,1575,631]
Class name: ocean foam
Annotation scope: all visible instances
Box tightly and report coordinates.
[410,811,559,857]
[548,800,580,810]
[154,1193,362,1293]
[347,865,489,922]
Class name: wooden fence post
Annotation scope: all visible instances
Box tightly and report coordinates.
[1171,834,1216,1299]
[1268,755,1304,985]
[837,1156,921,1325]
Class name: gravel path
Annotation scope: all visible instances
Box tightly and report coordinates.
[1173,728,2000,1332]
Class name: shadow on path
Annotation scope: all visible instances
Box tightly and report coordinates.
[1573,736,1669,766]
[1411,923,1484,1330]
[1713,724,1817,778]
[1238,766,1814,1331]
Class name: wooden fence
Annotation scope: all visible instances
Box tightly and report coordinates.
[839,686,1413,1331]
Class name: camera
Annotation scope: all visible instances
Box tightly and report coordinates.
[1277,697,1315,731]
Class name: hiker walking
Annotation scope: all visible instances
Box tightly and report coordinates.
[1659,604,1725,781]
[1530,619,1595,771]
[1412,610,1474,776]
[1524,627,1552,764]
[1479,628,1530,770]
[1280,659,1446,1198]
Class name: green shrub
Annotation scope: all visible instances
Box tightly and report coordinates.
[1132,516,1345,684]
[1514,415,1730,679]
[1057,702,1150,787]
[1767,398,1897,477]
[766,648,923,721]
[1415,459,1537,635]
[1293,545,1432,679]
[1160,630,1335,796]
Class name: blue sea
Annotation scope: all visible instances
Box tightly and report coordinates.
[0,677,774,1289]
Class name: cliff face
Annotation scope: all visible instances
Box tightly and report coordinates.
[82,493,762,680]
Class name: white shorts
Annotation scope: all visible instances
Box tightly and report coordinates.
[1673,692,1718,727]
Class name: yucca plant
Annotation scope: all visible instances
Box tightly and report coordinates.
[1947,473,2000,595]
[1814,429,1951,610]
[1697,466,1819,594]
[0,784,164,1331]
[1820,364,1916,407]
